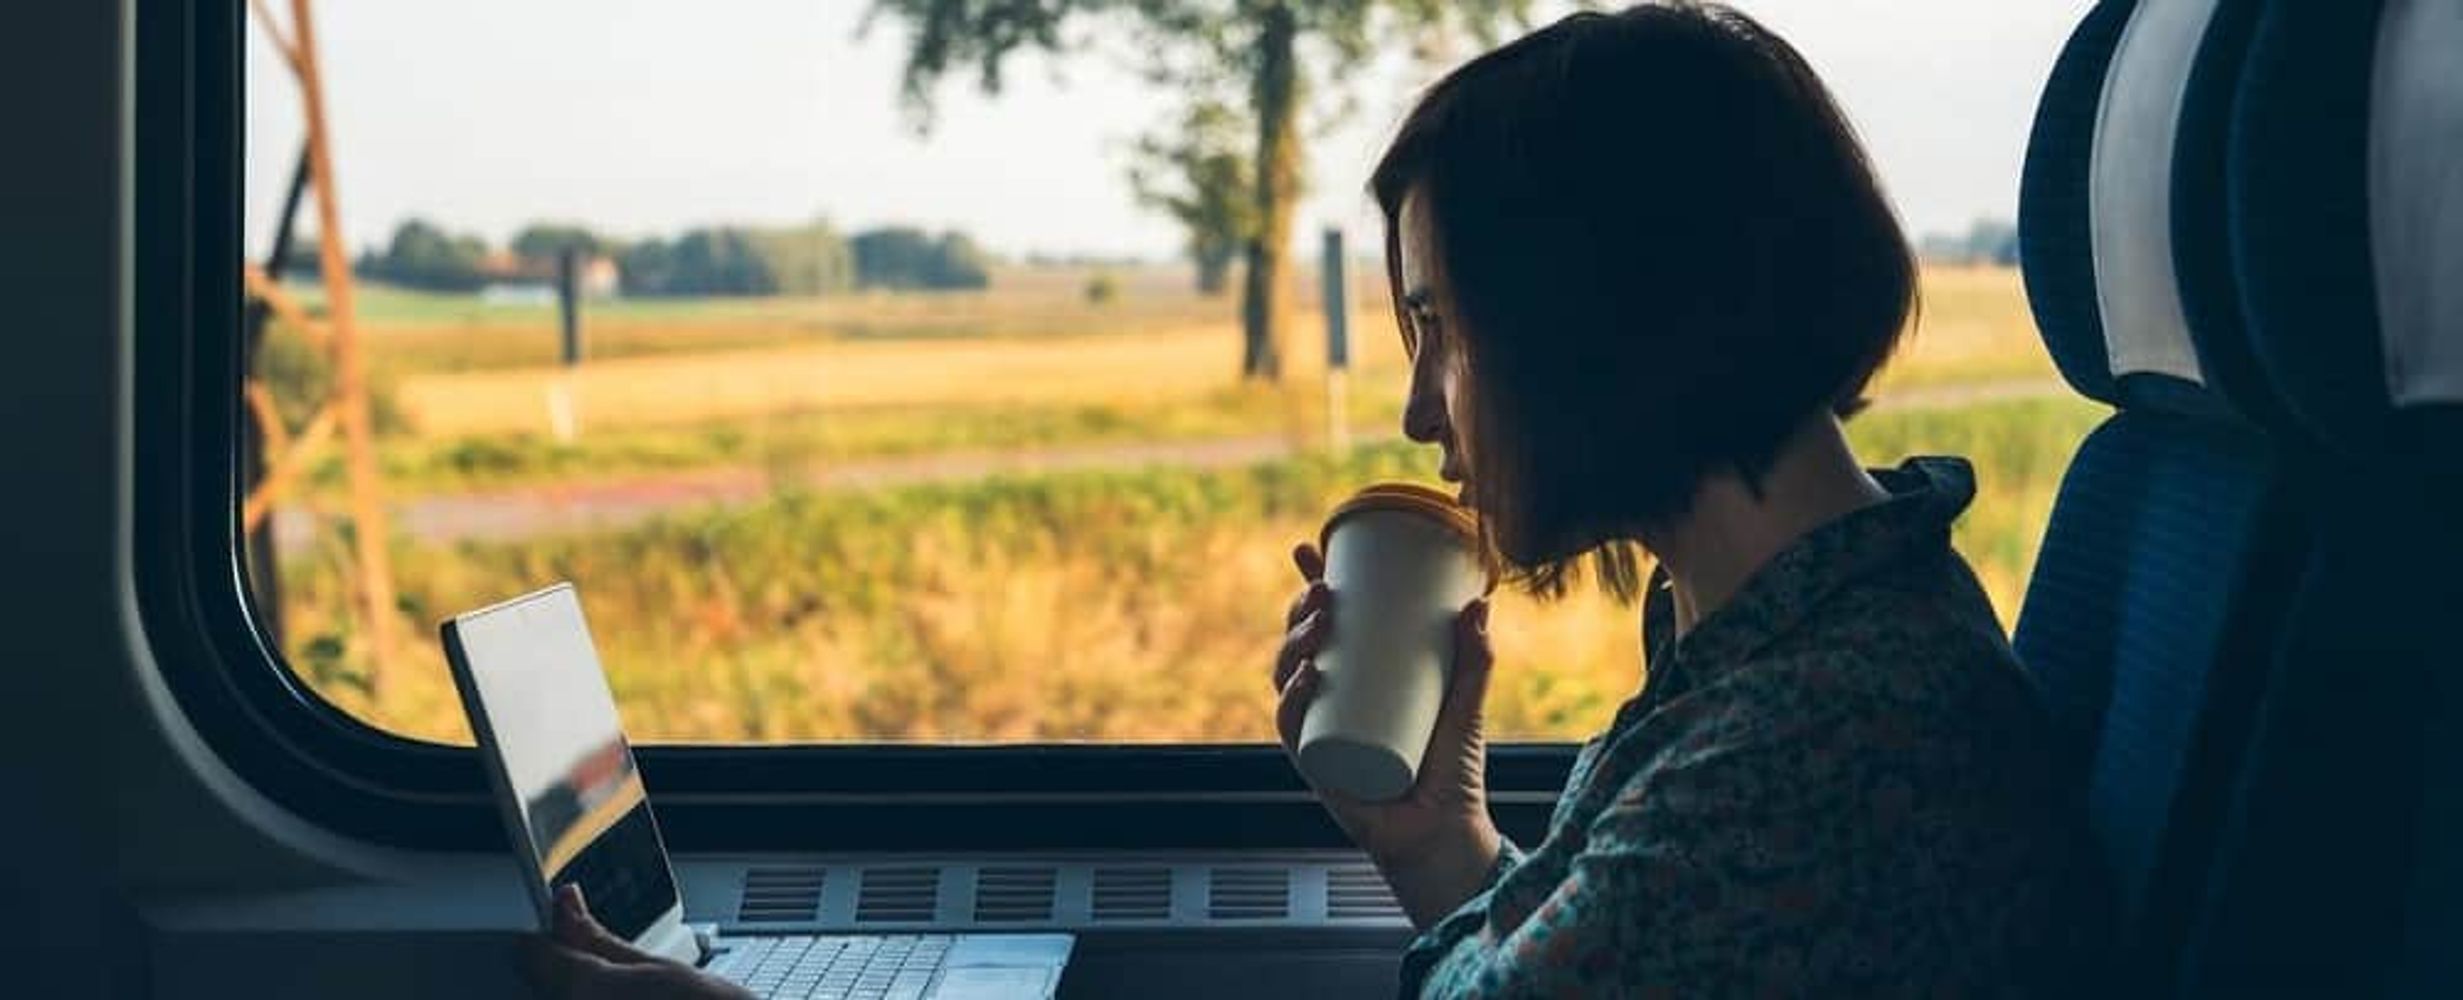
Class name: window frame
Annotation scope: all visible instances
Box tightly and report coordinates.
[132,0,1582,853]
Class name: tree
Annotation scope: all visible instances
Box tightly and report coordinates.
[613,219,995,298]
[673,229,778,295]
[615,239,679,296]
[1129,97,1254,296]
[1969,218,2021,267]
[930,231,994,290]
[755,217,858,296]
[864,0,1540,381]
[360,217,489,291]
[852,227,992,291]
[510,223,606,267]
[1917,218,2021,268]
[617,227,779,297]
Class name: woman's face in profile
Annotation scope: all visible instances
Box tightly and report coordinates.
[1397,190,1475,507]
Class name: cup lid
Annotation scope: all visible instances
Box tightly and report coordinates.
[1319,482,1494,591]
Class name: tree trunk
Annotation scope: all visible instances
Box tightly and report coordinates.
[1196,248,1233,295]
[1241,3,1301,382]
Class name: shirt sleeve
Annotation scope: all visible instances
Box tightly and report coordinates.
[1414,710,1866,999]
[1394,835,1525,994]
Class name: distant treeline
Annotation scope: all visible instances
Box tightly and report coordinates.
[304,217,993,296]
[1918,218,2020,267]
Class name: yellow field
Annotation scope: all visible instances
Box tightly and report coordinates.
[386,266,2053,440]
[393,314,1397,437]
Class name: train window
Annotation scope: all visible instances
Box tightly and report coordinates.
[233,0,2093,751]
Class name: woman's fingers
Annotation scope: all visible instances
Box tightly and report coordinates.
[1272,605,1332,692]
[1293,543,1326,584]
[1275,660,1322,751]
[1284,542,1329,631]
[1280,588,1339,689]
[551,884,656,965]
[1284,579,1330,629]
[1428,599,1495,753]
[521,937,618,999]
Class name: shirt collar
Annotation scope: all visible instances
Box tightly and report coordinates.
[1642,456,1978,679]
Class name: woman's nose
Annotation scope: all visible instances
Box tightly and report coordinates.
[1402,387,1448,444]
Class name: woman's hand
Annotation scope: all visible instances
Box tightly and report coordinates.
[1274,543,1504,930]
[522,885,753,1000]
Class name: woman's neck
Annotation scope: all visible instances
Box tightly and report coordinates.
[1645,415,1888,635]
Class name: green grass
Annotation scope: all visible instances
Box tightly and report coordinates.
[275,394,2108,747]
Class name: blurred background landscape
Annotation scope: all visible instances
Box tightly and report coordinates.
[244,0,2096,746]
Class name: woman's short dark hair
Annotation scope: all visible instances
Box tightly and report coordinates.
[1371,1,1917,600]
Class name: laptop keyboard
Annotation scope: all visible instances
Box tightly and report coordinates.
[707,934,955,1000]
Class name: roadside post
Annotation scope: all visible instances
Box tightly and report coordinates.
[550,247,584,442]
[1321,228,1351,454]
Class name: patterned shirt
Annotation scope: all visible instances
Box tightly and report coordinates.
[1400,457,2113,998]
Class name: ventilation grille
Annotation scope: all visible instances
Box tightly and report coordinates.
[1207,868,1290,920]
[1325,865,1405,920]
[736,867,826,924]
[1089,866,1172,921]
[855,867,941,923]
[971,866,1058,923]
[727,858,1399,928]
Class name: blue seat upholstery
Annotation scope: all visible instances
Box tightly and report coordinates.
[2012,0,2308,991]
[2173,1,2463,994]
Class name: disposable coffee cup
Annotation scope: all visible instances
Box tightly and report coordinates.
[1297,482,1492,802]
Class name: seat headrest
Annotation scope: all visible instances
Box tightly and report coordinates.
[2022,0,2274,423]
[2230,0,2463,465]
[2168,0,2287,429]
[2021,1,2136,406]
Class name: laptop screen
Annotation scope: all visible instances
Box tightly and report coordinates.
[444,584,679,940]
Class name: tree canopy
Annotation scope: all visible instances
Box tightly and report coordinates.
[1129,98,1255,296]
[349,216,985,298]
[510,223,607,266]
[851,227,993,292]
[618,222,983,298]
[865,0,1543,379]
[357,218,489,292]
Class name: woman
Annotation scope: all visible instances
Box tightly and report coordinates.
[1272,4,2110,996]
[524,4,2109,997]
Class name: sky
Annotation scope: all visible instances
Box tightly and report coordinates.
[244,0,2094,262]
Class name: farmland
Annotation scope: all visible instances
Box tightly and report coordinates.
[257,264,2095,747]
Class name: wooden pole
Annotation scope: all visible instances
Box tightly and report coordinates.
[550,248,583,443]
[242,404,340,532]
[242,264,328,348]
[247,0,304,74]
[557,247,585,367]
[288,0,400,697]
[241,146,313,645]
[1321,228,1351,454]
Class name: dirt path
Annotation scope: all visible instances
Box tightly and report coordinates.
[272,377,2072,552]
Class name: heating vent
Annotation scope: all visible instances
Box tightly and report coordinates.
[1324,865,1405,920]
[971,866,1058,923]
[736,867,826,924]
[1089,866,1173,921]
[1207,868,1290,920]
[855,867,942,923]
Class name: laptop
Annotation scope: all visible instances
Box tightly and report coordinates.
[440,583,1073,1000]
